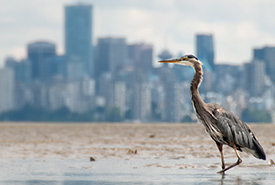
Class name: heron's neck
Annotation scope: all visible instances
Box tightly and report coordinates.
[190,63,205,106]
[190,64,217,131]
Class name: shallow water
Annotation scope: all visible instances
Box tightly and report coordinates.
[0,158,274,185]
[0,123,274,184]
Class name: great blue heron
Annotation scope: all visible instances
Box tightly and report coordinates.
[159,54,266,173]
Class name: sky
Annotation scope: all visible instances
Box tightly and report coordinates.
[1,0,275,65]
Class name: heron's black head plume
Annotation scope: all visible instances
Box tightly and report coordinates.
[182,54,198,60]
[158,54,200,67]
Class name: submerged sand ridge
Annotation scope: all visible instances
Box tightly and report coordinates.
[0,123,274,164]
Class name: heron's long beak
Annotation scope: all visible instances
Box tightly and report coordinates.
[158,58,181,63]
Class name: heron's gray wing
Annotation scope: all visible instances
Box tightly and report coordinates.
[212,107,266,160]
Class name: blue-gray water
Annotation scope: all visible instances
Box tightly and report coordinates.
[0,158,274,185]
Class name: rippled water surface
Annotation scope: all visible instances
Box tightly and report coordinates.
[0,158,274,185]
[0,123,274,184]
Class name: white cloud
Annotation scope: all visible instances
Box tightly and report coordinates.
[1,0,275,65]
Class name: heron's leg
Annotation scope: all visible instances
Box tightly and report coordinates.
[218,144,242,173]
[216,142,225,170]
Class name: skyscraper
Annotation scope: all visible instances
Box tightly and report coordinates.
[0,68,15,113]
[243,61,265,96]
[95,37,127,78]
[196,34,215,70]
[128,43,153,73]
[65,4,93,77]
[132,82,152,122]
[108,81,127,117]
[253,46,275,83]
[27,41,56,80]
[160,68,178,122]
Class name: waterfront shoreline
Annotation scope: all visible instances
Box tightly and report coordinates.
[0,123,274,161]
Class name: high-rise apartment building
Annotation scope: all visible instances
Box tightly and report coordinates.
[65,4,93,77]
[108,81,126,117]
[27,41,56,80]
[95,37,127,78]
[253,46,275,83]
[128,43,153,73]
[196,34,215,70]
[132,82,152,122]
[0,68,15,113]
[243,61,265,96]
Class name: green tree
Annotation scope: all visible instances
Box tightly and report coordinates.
[241,108,271,123]
[0,105,96,122]
[181,115,196,123]
[105,107,123,122]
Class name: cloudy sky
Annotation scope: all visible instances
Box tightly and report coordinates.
[1,0,275,65]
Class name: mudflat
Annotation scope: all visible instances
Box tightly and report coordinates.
[0,123,274,162]
[0,123,275,184]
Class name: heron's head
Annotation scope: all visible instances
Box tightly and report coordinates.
[158,54,200,67]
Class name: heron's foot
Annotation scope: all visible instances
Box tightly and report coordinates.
[217,163,225,174]
[217,158,242,174]
[217,169,225,174]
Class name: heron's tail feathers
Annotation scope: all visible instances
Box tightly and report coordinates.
[243,137,266,160]
[252,138,266,160]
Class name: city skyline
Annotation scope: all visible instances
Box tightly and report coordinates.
[1,8,275,123]
[1,0,275,66]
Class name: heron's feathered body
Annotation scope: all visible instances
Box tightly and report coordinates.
[190,59,266,160]
[158,54,266,173]
[208,103,266,160]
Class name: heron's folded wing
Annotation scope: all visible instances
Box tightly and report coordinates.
[213,108,266,160]
[213,108,254,147]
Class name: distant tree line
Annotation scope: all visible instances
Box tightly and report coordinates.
[0,105,126,122]
[0,105,95,122]
[0,105,272,123]
[241,108,272,123]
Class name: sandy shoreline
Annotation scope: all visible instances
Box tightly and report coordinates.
[0,122,274,184]
[0,122,274,162]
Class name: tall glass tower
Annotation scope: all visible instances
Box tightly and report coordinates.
[196,34,215,70]
[65,4,93,77]
[27,41,56,80]
[95,37,127,78]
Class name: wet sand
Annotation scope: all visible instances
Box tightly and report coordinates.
[0,123,274,160]
[0,123,274,184]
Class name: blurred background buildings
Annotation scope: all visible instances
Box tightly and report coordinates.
[1,3,275,123]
